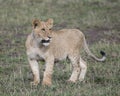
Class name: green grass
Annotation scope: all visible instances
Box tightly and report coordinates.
[0,0,120,96]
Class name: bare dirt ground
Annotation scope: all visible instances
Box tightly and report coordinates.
[84,27,120,44]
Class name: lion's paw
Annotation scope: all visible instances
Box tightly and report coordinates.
[30,80,40,86]
[67,79,76,83]
[42,80,52,86]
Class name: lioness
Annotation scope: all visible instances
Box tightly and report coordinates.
[25,18,106,86]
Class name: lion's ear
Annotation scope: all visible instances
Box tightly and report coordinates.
[46,18,53,29]
[32,19,41,29]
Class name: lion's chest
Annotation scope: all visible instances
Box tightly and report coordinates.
[27,44,70,62]
[27,47,47,60]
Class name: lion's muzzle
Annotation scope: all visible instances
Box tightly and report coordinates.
[41,37,51,46]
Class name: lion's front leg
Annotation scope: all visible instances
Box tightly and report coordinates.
[68,54,80,83]
[28,58,40,86]
[42,57,54,86]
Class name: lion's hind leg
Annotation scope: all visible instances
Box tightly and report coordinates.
[79,58,87,82]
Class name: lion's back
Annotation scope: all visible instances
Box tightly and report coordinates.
[55,29,84,43]
[51,29,84,52]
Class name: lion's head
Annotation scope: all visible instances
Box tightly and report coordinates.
[32,18,53,46]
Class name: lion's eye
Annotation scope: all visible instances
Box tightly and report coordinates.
[41,28,45,31]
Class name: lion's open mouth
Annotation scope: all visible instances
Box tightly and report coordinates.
[41,38,51,46]
[41,39,50,43]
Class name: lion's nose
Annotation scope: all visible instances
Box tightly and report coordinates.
[48,36,51,39]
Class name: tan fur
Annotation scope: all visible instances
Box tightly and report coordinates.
[25,19,106,86]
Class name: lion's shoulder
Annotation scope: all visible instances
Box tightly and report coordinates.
[25,33,33,49]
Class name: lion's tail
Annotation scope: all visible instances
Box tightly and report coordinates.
[83,37,106,62]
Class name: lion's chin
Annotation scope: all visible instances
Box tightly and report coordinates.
[42,43,50,46]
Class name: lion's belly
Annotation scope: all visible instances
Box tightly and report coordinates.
[55,54,68,61]
[53,48,68,61]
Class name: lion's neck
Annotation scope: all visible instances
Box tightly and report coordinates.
[31,32,41,48]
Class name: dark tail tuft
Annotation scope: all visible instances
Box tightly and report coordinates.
[100,51,106,56]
